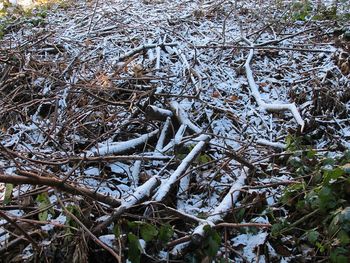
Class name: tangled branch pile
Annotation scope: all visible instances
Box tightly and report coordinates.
[0,0,349,262]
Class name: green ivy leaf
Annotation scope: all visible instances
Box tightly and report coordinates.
[159,224,174,243]
[236,208,246,223]
[127,221,140,230]
[36,192,51,221]
[66,205,80,228]
[337,230,350,245]
[203,225,221,257]
[323,168,344,184]
[306,149,316,159]
[4,183,14,205]
[330,247,349,263]
[318,186,337,211]
[271,223,284,237]
[322,158,335,166]
[197,154,211,164]
[306,230,319,244]
[316,241,325,253]
[113,224,121,238]
[140,223,158,242]
[127,233,142,263]
[38,208,48,222]
[329,211,341,236]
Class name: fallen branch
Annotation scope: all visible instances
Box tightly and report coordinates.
[155,117,171,153]
[160,124,187,153]
[214,222,271,229]
[86,129,159,156]
[153,135,210,202]
[0,173,121,207]
[170,101,202,134]
[93,176,161,234]
[241,37,305,130]
[172,169,248,254]
[116,42,178,63]
[5,151,173,166]
[195,44,334,53]
[256,139,286,149]
[145,105,173,121]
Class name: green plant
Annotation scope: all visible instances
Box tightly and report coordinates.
[272,135,350,261]
[202,225,221,257]
[123,221,174,263]
[3,183,13,205]
[291,1,312,21]
[36,192,54,221]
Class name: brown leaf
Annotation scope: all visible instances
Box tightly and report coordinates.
[212,90,220,98]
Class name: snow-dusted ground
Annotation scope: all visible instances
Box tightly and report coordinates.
[0,0,349,262]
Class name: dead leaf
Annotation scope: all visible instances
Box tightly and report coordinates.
[212,90,220,98]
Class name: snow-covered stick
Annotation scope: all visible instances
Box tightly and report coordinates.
[131,160,142,187]
[241,37,305,131]
[193,170,247,238]
[86,129,159,156]
[116,42,178,62]
[93,176,160,234]
[160,124,187,153]
[206,170,247,223]
[170,101,202,134]
[175,48,202,95]
[155,46,161,70]
[145,105,173,121]
[153,135,210,202]
[155,117,171,153]
[256,139,286,149]
[172,169,248,253]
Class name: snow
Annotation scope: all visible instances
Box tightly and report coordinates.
[232,232,269,263]
[99,234,115,247]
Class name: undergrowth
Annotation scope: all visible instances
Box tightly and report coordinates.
[271,135,350,262]
[0,0,71,39]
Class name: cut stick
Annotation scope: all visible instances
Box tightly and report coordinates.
[93,176,160,234]
[131,160,142,187]
[206,170,247,223]
[153,135,210,202]
[241,37,305,131]
[145,105,173,121]
[160,124,187,153]
[175,48,202,95]
[170,101,202,134]
[192,170,247,239]
[173,169,248,254]
[86,129,159,156]
[256,139,286,149]
[155,46,161,70]
[155,117,171,152]
[117,42,178,62]
[174,124,187,145]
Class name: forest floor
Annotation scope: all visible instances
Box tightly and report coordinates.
[0,0,350,262]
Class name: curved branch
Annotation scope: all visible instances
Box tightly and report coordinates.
[241,37,305,131]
